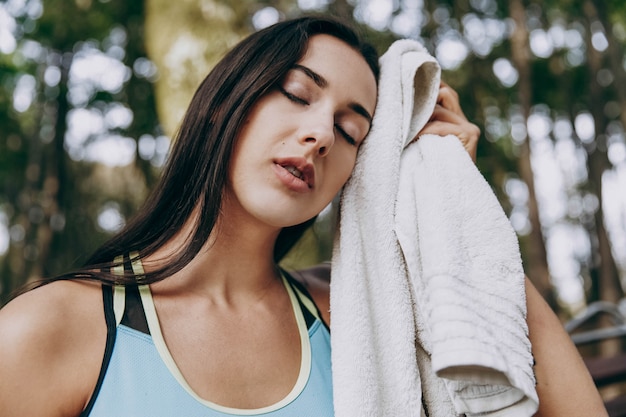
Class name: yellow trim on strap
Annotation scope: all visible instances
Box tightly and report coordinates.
[112,255,125,326]
[290,283,321,320]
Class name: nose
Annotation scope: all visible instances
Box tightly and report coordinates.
[300,115,335,157]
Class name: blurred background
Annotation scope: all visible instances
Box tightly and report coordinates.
[0,0,625,327]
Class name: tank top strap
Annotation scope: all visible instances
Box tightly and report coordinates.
[111,254,125,326]
[280,269,328,331]
[111,252,150,334]
[80,278,118,417]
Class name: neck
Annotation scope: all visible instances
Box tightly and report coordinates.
[143,206,284,300]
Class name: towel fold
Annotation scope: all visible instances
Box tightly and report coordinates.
[330,39,538,417]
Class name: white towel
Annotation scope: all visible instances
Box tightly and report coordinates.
[330,39,538,417]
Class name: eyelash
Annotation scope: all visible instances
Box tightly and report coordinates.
[279,87,309,106]
[335,124,357,146]
[279,87,358,146]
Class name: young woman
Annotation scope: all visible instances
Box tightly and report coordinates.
[0,16,606,417]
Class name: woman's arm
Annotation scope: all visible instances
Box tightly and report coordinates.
[420,84,606,415]
[525,277,608,416]
[296,267,609,415]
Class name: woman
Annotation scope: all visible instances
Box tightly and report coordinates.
[0,16,606,417]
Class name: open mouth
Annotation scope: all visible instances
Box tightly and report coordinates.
[284,165,304,180]
[273,157,315,190]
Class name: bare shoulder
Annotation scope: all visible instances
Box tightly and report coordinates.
[0,279,104,345]
[290,263,331,325]
[0,280,107,416]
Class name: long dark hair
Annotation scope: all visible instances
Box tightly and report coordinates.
[20,15,380,290]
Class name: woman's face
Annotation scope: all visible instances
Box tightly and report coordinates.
[225,34,377,229]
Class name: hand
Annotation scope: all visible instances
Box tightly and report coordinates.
[416,81,481,162]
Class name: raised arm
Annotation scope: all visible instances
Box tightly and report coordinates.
[525,278,607,416]
[412,82,607,415]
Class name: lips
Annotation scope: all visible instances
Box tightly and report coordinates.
[273,157,315,190]
[284,165,304,180]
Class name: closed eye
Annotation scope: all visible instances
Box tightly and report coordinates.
[279,87,309,106]
[278,85,358,146]
[335,124,357,146]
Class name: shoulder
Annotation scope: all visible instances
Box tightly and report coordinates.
[290,263,331,325]
[0,280,107,416]
[0,279,104,346]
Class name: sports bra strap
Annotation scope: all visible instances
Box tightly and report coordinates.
[112,256,125,326]
[281,270,328,331]
[113,253,150,334]
[80,284,117,417]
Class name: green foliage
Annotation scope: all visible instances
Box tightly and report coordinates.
[0,0,160,304]
[2,0,625,311]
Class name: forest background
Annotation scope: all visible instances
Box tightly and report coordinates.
[1,0,625,331]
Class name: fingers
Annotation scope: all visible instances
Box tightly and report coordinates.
[420,119,480,144]
[437,81,465,119]
[419,121,479,162]
[429,103,466,124]
[414,81,481,162]
[418,105,481,162]
[427,81,481,161]
[425,104,481,141]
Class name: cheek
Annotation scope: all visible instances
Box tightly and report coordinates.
[339,161,356,185]
[326,154,357,194]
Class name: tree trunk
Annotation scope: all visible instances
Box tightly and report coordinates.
[508,0,557,308]
[591,0,626,131]
[32,55,71,281]
[144,0,252,138]
[582,0,623,305]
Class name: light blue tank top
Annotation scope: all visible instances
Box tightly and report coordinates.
[83,256,333,417]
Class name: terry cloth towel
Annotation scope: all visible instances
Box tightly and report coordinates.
[330,39,538,417]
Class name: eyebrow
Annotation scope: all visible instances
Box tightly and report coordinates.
[292,64,373,124]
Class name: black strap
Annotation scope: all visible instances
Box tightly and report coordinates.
[282,269,330,332]
[79,284,117,417]
[120,285,150,334]
[119,254,150,334]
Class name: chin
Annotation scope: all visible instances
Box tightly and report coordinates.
[250,203,319,227]
[255,207,316,228]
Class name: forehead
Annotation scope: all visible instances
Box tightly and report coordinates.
[297,34,377,114]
